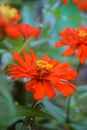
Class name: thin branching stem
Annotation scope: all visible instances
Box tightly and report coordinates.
[66,62,82,124]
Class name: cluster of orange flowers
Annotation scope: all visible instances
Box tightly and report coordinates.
[61,0,87,12]
[3,3,87,100]
[0,4,40,41]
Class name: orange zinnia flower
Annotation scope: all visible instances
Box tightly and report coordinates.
[0,4,40,40]
[5,24,40,40]
[8,51,77,100]
[61,0,68,4]
[55,25,87,64]
[73,0,87,12]
[0,4,21,25]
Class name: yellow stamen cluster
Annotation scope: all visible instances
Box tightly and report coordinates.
[0,4,21,24]
[36,60,53,71]
[78,30,87,38]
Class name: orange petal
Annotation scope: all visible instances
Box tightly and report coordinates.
[33,82,44,100]
[30,51,38,61]
[5,25,20,39]
[62,47,76,56]
[55,83,75,97]
[13,53,26,66]
[43,81,56,98]
[55,42,64,48]
[75,46,82,57]
[80,54,86,64]
[22,51,31,63]
[42,55,51,62]
[26,80,36,91]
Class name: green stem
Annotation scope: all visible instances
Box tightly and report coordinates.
[66,62,82,123]
[32,100,38,108]
[19,37,33,53]
[66,96,71,123]
[76,62,82,74]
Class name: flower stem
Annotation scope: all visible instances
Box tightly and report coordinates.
[19,37,33,53]
[66,62,82,124]
[76,63,82,74]
[66,95,71,123]
[32,100,38,108]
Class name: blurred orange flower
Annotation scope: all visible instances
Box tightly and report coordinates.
[61,0,68,4]
[8,51,77,100]
[55,25,87,64]
[5,24,40,40]
[0,4,21,25]
[73,0,87,12]
[0,4,40,40]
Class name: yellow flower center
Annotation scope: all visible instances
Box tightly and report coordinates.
[78,30,87,38]
[36,60,53,71]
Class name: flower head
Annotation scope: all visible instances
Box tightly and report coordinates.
[0,4,40,40]
[0,3,20,40]
[0,4,21,25]
[8,51,77,100]
[5,24,40,40]
[73,0,87,12]
[55,25,87,64]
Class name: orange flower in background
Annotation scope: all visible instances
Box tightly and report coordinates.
[61,0,68,4]
[5,24,40,40]
[55,25,87,64]
[0,4,21,25]
[0,4,40,40]
[73,0,87,12]
[8,51,77,100]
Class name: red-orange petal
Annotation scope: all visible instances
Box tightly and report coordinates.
[55,83,75,97]
[62,47,76,56]
[55,42,64,48]
[5,25,20,39]
[33,82,45,100]
[26,80,36,91]
[13,53,26,66]
[43,81,56,98]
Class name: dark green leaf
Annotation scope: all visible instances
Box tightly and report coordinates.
[0,96,15,127]
[0,74,13,103]
[42,99,66,124]
[16,123,28,130]
[15,105,51,119]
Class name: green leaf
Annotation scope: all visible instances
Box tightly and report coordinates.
[15,105,51,119]
[16,123,28,130]
[0,96,15,127]
[42,99,66,124]
[69,120,87,130]
[0,74,13,103]
[1,52,12,66]
[77,86,87,92]
[0,74,16,128]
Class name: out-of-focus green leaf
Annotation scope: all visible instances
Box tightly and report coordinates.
[1,52,12,66]
[69,120,87,130]
[42,99,66,124]
[0,74,16,128]
[77,86,87,92]
[15,105,51,119]
[21,5,34,25]
[0,96,15,127]
[16,123,28,130]
[0,74,13,103]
